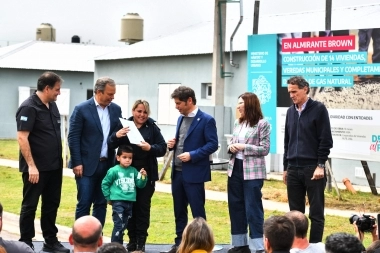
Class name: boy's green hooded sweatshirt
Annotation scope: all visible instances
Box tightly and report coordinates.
[102,164,147,201]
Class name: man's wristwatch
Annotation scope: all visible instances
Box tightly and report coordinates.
[318,163,325,168]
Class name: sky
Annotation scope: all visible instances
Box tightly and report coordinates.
[0,0,228,47]
[0,0,379,47]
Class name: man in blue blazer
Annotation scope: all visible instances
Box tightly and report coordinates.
[165,86,218,253]
[68,77,122,227]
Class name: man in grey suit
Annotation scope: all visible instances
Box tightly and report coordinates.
[68,77,122,227]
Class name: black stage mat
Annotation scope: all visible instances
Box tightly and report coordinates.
[33,242,231,253]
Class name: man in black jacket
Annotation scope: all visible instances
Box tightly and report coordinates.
[283,76,333,243]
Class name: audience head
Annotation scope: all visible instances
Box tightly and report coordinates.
[178,217,215,253]
[97,242,127,253]
[263,215,295,253]
[325,232,364,253]
[285,210,309,239]
[69,215,103,253]
[0,246,6,253]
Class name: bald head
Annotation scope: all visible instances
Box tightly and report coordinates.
[69,216,103,252]
[285,211,309,238]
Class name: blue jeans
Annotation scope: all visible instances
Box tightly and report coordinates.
[111,201,133,244]
[287,166,326,243]
[228,159,264,250]
[75,160,108,227]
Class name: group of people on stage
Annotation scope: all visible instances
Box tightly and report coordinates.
[14,71,334,253]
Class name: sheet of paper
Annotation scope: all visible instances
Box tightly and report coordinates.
[119,118,145,144]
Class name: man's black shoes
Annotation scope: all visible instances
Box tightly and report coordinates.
[42,241,70,253]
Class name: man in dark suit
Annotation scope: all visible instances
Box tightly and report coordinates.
[68,77,122,227]
[164,86,218,253]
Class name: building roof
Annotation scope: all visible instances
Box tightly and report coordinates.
[0,41,122,72]
[96,2,380,61]
[95,18,252,61]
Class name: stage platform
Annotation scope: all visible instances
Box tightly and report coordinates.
[32,242,230,253]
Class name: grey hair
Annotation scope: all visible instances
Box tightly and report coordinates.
[94,77,115,93]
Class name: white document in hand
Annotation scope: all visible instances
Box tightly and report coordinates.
[119,118,145,144]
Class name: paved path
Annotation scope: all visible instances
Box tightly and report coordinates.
[0,158,377,243]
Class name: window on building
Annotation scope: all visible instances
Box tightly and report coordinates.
[86,89,93,100]
[113,84,129,118]
[201,83,212,99]
[18,86,70,115]
[18,87,35,106]
[158,83,180,125]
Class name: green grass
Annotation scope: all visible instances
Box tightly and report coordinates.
[0,139,19,160]
[0,166,375,247]
[0,139,378,246]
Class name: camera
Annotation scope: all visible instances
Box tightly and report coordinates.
[349,214,376,232]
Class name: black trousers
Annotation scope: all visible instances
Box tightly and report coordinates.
[172,170,206,246]
[286,166,326,243]
[19,169,62,244]
[127,179,155,239]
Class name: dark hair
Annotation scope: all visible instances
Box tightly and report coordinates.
[117,145,134,156]
[285,211,308,238]
[37,71,63,91]
[72,223,102,247]
[325,233,364,253]
[171,86,197,105]
[238,92,263,127]
[287,76,310,94]
[97,242,127,253]
[94,77,115,94]
[0,202,3,217]
[325,233,365,253]
[264,216,295,251]
[178,217,215,253]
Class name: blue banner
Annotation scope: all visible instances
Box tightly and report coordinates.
[282,63,380,75]
[281,76,354,87]
[247,34,277,154]
[282,52,367,65]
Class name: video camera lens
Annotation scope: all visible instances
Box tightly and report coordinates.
[349,215,359,224]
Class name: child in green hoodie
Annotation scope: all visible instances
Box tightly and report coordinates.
[102,145,147,245]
